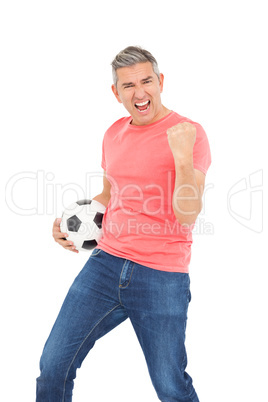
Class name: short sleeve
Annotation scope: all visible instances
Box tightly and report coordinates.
[192,123,211,175]
[101,135,106,171]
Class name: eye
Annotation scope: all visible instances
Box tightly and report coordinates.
[143,80,152,84]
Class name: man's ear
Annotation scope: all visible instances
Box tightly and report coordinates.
[159,73,164,93]
[111,84,122,103]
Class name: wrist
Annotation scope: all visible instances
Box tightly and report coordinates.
[173,152,193,167]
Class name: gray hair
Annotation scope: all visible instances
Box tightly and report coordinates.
[111,46,160,87]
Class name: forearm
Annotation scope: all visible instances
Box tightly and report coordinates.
[172,156,202,226]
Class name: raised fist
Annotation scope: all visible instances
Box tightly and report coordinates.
[167,122,196,160]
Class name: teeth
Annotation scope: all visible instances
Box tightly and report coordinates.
[135,100,149,106]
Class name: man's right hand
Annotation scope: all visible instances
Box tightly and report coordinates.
[52,218,78,253]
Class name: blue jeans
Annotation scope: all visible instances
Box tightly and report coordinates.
[36,249,199,402]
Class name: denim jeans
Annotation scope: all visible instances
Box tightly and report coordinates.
[36,249,199,402]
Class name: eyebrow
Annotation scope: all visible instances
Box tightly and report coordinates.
[121,76,154,88]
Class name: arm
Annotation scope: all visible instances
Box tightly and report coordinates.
[92,171,111,208]
[167,122,205,226]
[52,171,111,252]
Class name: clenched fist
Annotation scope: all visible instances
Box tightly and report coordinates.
[167,122,196,160]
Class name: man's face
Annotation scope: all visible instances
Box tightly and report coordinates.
[112,62,164,126]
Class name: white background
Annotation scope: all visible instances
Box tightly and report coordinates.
[1,1,267,401]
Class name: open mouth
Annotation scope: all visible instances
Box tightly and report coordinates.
[135,100,150,112]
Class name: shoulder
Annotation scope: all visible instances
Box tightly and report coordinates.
[104,116,132,137]
[171,111,202,126]
[171,111,207,139]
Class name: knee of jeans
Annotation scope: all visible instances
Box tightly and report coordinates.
[39,348,70,383]
[36,364,73,402]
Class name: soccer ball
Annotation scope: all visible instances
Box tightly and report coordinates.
[60,199,106,251]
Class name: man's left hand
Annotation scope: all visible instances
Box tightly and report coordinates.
[167,122,196,160]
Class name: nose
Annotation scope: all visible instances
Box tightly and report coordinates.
[134,84,146,100]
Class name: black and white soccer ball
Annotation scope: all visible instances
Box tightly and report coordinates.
[60,199,106,251]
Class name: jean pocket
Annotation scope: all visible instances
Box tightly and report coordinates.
[91,248,102,257]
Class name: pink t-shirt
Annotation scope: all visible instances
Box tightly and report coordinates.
[97,111,211,272]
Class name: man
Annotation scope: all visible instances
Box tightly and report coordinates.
[36,46,211,401]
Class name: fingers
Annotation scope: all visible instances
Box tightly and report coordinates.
[52,218,79,253]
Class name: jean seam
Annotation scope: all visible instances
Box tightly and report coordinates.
[61,303,121,402]
[118,259,128,289]
[119,262,135,289]
[118,262,135,306]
